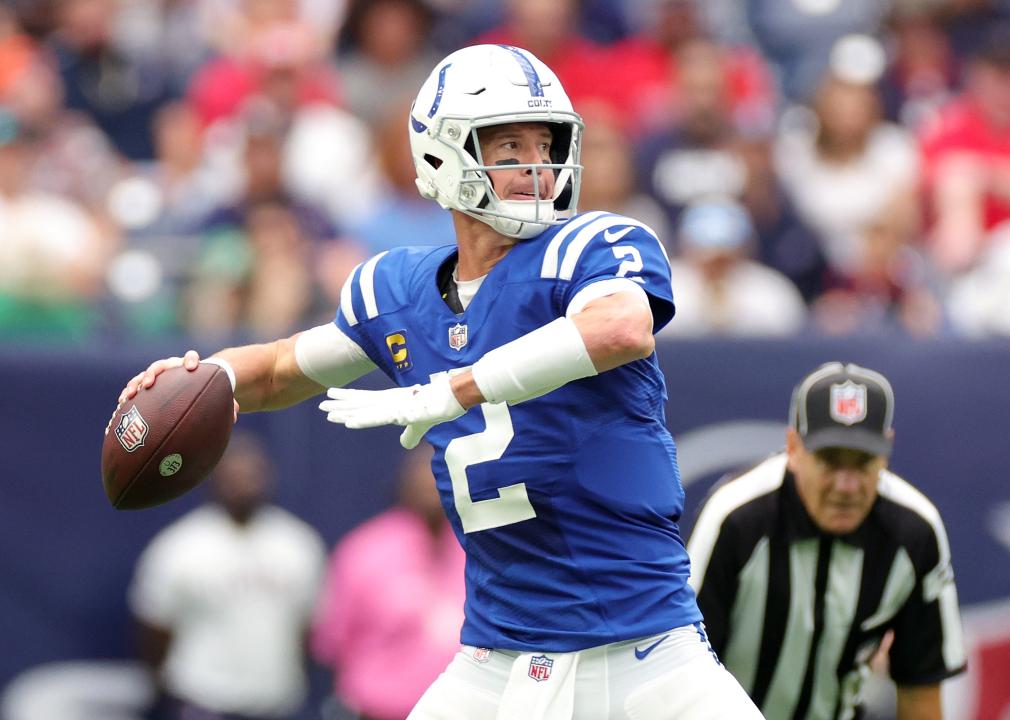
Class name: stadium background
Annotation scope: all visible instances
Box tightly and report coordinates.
[1,0,1010,718]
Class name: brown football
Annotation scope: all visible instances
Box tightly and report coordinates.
[102,363,234,509]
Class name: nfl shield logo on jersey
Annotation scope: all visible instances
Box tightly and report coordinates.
[472,647,493,663]
[528,655,553,682]
[448,323,468,351]
[830,381,867,425]
[115,406,149,452]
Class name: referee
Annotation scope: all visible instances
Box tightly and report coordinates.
[687,362,966,720]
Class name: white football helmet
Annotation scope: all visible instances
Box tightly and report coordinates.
[409,45,583,240]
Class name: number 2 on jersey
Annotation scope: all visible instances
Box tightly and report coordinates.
[612,245,644,280]
[444,402,536,533]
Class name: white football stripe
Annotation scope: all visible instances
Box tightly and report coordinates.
[688,455,787,590]
[540,211,607,279]
[339,261,364,326]
[876,471,966,669]
[359,251,389,320]
[558,216,664,281]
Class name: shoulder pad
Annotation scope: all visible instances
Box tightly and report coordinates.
[539,211,669,281]
[338,247,441,326]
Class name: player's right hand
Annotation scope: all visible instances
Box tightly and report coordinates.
[119,350,201,403]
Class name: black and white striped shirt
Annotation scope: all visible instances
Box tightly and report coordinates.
[687,454,966,720]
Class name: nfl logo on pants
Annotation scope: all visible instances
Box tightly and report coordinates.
[528,655,553,682]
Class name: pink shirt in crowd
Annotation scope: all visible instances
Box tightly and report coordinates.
[311,508,466,720]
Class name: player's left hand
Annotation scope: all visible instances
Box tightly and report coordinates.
[319,375,465,449]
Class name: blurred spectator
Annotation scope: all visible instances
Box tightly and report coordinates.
[424,0,503,51]
[577,103,672,240]
[129,430,326,720]
[2,0,59,38]
[196,0,345,59]
[0,5,36,93]
[187,13,338,128]
[102,101,232,337]
[188,199,327,338]
[47,0,176,159]
[2,53,122,212]
[947,223,1010,336]
[732,133,829,302]
[880,6,958,131]
[808,219,943,338]
[919,22,1010,275]
[745,0,889,101]
[312,446,465,720]
[937,0,1010,62]
[636,39,749,226]
[349,98,455,255]
[334,0,442,126]
[280,99,381,230]
[184,102,362,338]
[112,101,224,242]
[189,8,381,230]
[579,0,632,43]
[474,0,611,112]
[660,197,807,336]
[774,36,922,295]
[111,0,215,95]
[606,0,776,135]
[0,111,116,341]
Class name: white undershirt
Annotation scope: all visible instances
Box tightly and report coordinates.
[452,265,487,311]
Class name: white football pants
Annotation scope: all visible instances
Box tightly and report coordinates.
[407,623,764,720]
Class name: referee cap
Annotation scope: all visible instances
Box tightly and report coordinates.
[789,362,894,457]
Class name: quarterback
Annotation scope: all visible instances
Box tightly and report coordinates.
[120,45,763,719]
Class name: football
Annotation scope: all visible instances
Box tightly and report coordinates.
[102,362,234,509]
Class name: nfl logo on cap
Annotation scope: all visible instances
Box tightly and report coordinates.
[829,380,867,425]
[790,361,895,458]
[528,654,553,682]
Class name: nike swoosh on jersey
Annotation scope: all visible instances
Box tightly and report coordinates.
[603,227,635,243]
[634,634,670,660]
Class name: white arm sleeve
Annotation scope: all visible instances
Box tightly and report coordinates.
[470,317,598,405]
[470,282,651,406]
[294,323,377,388]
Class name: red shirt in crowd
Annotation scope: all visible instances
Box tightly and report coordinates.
[919,96,1010,230]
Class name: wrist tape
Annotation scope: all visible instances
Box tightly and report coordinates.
[204,357,236,391]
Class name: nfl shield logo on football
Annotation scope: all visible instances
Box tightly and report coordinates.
[830,381,867,425]
[528,654,553,682]
[448,323,468,351]
[472,647,493,663]
[115,406,150,452]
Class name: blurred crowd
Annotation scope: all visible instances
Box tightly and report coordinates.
[2,0,1010,343]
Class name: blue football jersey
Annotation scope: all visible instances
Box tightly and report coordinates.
[335,211,702,651]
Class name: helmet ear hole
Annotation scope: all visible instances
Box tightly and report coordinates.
[555,182,572,210]
[549,122,573,165]
[423,153,443,170]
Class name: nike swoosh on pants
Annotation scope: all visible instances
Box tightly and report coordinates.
[634,634,670,660]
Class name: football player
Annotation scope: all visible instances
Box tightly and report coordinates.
[120,45,763,719]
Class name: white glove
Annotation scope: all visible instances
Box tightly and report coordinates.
[319,374,465,449]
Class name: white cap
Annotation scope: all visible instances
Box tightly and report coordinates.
[829,34,887,86]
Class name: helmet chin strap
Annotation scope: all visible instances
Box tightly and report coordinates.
[475,163,556,239]
[460,206,550,240]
